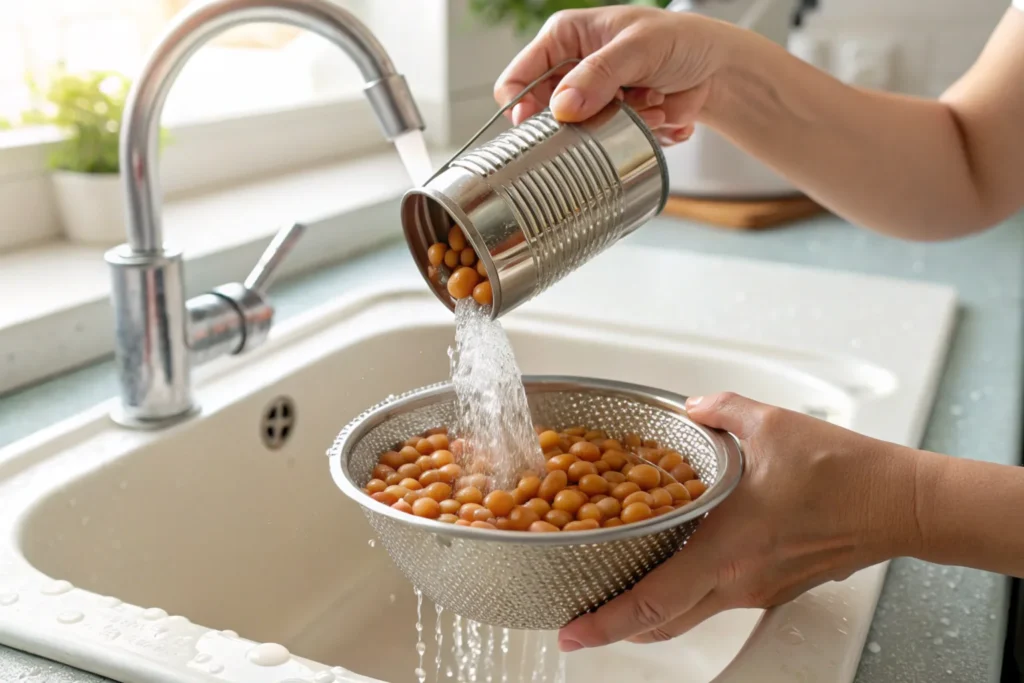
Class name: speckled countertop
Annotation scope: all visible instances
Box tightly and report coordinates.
[1,212,1022,683]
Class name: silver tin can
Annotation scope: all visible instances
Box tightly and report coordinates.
[401,100,668,318]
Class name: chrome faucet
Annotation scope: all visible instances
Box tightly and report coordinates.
[106,0,424,428]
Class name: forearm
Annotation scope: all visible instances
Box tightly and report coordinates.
[700,22,998,241]
[909,449,1024,578]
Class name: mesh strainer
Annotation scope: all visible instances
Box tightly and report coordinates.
[327,376,743,630]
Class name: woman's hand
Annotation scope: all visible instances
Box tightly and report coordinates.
[493,6,730,145]
[558,392,922,652]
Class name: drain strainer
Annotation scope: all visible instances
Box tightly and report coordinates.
[260,396,295,450]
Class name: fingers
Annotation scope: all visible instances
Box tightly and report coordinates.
[494,14,583,113]
[558,544,717,652]
[550,38,647,122]
[685,392,769,440]
[626,590,729,644]
[659,85,709,128]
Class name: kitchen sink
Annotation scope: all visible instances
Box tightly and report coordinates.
[0,244,956,682]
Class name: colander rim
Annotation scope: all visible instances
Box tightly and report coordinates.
[327,375,743,545]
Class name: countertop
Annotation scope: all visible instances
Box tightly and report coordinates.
[1,212,1022,683]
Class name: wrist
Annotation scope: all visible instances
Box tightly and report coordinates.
[857,441,928,562]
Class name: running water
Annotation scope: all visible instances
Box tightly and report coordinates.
[449,298,545,491]
[414,588,426,683]
[394,130,434,187]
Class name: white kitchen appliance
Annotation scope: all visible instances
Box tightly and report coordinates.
[665,0,804,198]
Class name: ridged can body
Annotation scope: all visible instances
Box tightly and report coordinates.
[402,101,668,318]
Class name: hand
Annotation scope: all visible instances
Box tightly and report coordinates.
[558,392,922,652]
[493,6,730,145]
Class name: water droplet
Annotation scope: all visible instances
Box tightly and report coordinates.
[247,642,290,666]
[969,390,982,402]
[446,667,454,678]
[367,539,375,548]
[314,672,336,683]
[947,581,956,589]
[415,668,427,681]
[416,642,427,655]
[940,617,950,626]
[208,663,223,674]
[949,404,963,417]
[933,637,943,645]
[221,629,238,638]
[945,629,959,639]
[778,624,805,645]
[194,653,212,664]
[41,580,73,595]
[142,607,167,620]
[101,596,121,608]
[0,593,19,606]
[946,670,953,676]
[57,611,84,624]
[924,581,931,587]
[867,642,881,654]
[168,615,190,625]
[389,593,397,604]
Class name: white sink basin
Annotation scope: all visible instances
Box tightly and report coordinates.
[0,245,955,683]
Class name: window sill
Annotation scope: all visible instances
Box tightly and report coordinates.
[0,144,452,396]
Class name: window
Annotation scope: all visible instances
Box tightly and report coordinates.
[0,0,368,128]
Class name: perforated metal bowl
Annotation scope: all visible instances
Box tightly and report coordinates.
[327,376,743,630]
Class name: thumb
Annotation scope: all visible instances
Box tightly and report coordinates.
[551,39,643,123]
[684,392,768,440]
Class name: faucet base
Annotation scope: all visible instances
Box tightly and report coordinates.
[109,403,201,431]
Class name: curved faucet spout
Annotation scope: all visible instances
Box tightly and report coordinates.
[121,0,424,253]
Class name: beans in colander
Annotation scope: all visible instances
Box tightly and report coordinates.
[360,425,706,532]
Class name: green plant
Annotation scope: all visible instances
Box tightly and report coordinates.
[468,0,671,34]
[17,66,165,174]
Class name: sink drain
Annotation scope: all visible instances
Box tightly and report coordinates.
[260,396,296,450]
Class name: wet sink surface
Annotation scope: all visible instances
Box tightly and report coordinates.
[0,245,956,682]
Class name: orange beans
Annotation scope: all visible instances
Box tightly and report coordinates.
[538,470,568,501]
[484,490,515,517]
[684,479,707,500]
[569,442,601,462]
[455,486,483,505]
[627,464,661,491]
[546,453,576,473]
[362,424,707,533]
[552,489,587,515]
[578,474,609,496]
[671,463,697,483]
[448,226,467,251]
[444,250,459,269]
[412,497,441,518]
[424,482,452,502]
[567,460,597,483]
[621,502,653,524]
[538,430,561,451]
[472,281,493,306]
[611,482,641,501]
[427,243,447,267]
[460,248,477,267]
[447,267,480,300]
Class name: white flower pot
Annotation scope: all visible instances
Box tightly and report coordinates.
[50,171,126,246]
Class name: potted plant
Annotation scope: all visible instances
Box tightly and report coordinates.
[17,67,165,245]
[468,0,671,34]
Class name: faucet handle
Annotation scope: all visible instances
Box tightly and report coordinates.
[245,222,307,294]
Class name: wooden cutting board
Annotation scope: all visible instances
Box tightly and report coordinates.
[662,194,826,230]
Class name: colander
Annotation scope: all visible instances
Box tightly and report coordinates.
[327,376,743,630]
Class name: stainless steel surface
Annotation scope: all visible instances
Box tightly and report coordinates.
[107,0,424,428]
[402,101,667,319]
[329,376,743,630]
[244,219,306,294]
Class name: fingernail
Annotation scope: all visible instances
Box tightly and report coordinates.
[685,396,703,409]
[559,638,583,653]
[673,125,694,142]
[512,103,527,124]
[551,88,585,118]
[647,90,665,106]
